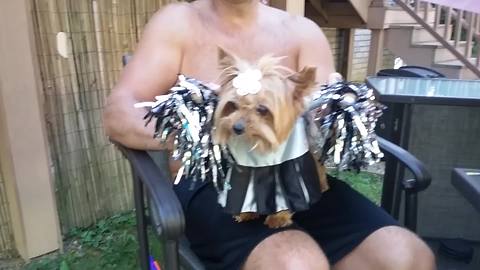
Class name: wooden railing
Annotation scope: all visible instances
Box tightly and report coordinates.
[393,0,480,78]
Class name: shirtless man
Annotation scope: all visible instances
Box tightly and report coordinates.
[103,1,436,269]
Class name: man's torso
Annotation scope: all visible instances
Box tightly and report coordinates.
[175,1,302,83]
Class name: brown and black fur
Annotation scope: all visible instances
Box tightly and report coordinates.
[213,49,329,228]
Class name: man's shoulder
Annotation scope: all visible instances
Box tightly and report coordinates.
[288,15,324,39]
[147,2,197,35]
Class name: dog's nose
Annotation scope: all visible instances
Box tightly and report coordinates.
[232,122,245,135]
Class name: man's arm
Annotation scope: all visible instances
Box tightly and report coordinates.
[296,17,336,85]
[103,4,189,150]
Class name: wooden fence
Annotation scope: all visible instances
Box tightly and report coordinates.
[32,0,181,233]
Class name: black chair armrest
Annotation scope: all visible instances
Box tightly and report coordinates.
[116,143,185,240]
[377,136,431,192]
[179,238,206,270]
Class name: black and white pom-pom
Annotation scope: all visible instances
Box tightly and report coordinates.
[136,75,228,189]
[305,81,385,171]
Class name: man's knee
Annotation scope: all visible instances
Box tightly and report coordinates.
[371,226,436,270]
[335,226,435,270]
[243,230,329,270]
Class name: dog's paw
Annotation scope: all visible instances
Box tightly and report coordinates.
[319,172,330,192]
[234,212,260,223]
[315,161,330,192]
[264,211,293,228]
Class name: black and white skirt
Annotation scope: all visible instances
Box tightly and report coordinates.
[218,152,323,215]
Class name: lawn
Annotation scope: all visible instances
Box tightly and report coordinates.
[330,169,384,205]
[23,212,163,270]
[23,171,382,270]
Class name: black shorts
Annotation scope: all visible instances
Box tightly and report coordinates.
[174,176,399,270]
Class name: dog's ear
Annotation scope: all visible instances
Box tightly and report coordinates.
[218,47,237,71]
[288,66,317,100]
[217,47,241,89]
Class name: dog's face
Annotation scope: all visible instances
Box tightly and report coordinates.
[213,49,317,152]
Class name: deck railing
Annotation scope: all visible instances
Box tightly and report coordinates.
[393,0,480,78]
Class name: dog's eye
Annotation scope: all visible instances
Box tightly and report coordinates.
[256,105,269,116]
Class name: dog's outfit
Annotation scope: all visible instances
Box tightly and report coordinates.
[140,74,396,269]
[218,118,323,215]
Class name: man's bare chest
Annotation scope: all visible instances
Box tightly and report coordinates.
[180,27,299,83]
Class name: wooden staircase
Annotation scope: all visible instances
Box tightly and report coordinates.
[274,0,479,79]
[305,0,368,28]
[369,0,480,79]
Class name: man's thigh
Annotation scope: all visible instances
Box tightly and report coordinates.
[293,177,399,264]
[333,226,436,270]
[243,230,329,270]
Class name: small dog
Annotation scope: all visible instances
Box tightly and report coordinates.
[213,49,329,228]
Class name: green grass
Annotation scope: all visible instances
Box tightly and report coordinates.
[330,170,384,205]
[23,171,382,270]
[23,212,163,270]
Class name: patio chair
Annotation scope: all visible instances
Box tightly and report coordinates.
[377,66,445,78]
[114,56,432,270]
[114,137,431,270]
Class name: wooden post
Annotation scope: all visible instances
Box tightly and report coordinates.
[341,29,356,80]
[270,0,305,16]
[0,0,61,260]
[367,29,385,76]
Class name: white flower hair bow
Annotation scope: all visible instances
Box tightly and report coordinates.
[232,69,263,96]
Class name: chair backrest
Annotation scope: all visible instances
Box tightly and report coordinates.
[377,68,423,77]
[377,66,445,78]
[147,150,173,179]
[398,66,446,78]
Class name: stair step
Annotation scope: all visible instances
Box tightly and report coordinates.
[435,58,478,68]
[388,23,446,31]
[413,40,467,48]
[433,58,480,80]
[412,40,468,62]
[413,25,449,43]
[388,23,450,43]
[381,7,437,26]
[388,23,423,28]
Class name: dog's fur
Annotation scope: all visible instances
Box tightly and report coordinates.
[214,49,329,228]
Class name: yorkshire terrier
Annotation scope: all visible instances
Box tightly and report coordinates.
[213,49,329,228]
